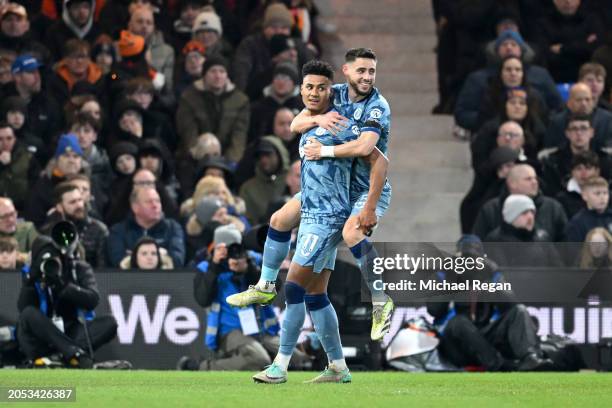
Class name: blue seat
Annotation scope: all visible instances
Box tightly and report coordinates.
[556,83,574,102]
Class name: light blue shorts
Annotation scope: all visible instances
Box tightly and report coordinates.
[293,189,391,219]
[292,223,343,273]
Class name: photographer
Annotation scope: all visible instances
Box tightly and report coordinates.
[16,222,117,368]
[181,224,281,371]
[427,235,554,372]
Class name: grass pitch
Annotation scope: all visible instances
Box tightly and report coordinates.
[0,370,611,407]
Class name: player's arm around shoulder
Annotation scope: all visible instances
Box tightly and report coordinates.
[290,109,348,134]
[304,130,380,160]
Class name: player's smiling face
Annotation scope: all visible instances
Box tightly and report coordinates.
[301,74,331,114]
[344,57,376,97]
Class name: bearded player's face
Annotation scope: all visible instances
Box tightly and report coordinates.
[344,57,376,96]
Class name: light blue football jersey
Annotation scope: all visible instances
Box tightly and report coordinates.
[299,109,360,227]
[331,84,392,199]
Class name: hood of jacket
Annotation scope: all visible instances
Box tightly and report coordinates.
[62,0,95,39]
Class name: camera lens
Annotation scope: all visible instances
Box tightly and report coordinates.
[227,243,246,259]
[41,258,61,277]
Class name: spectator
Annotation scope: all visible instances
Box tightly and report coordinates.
[249,63,303,142]
[119,236,173,270]
[461,147,519,234]
[107,186,185,267]
[176,56,249,163]
[137,138,180,203]
[105,30,165,107]
[578,62,611,112]
[47,39,103,108]
[1,96,44,162]
[66,173,103,223]
[91,34,117,75]
[45,0,102,61]
[192,10,233,60]
[0,3,50,64]
[0,197,37,265]
[536,0,603,83]
[169,0,207,52]
[127,5,175,92]
[484,20,538,66]
[2,55,62,153]
[565,176,612,242]
[543,83,612,149]
[104,167,178,225]
[247,34,300,100]
[185,224,281,371]
[41,182,108,268]
[70,112,112,204]
[579,227,612,268]
[473,164,567,241]
[556,151,603,219]
[174,40,206,100]
[63,94,104,137]
[471,121,534,176]
[454,29,561,133]
[108,99,151,148]
[239,136,289,224]
[176,132,223,197]
[0,122,40,211]
[541,114,612,195]
[25,134,90,228]
[232,3,315,99]
[0,236,20,270]
[0,50,15,86]
[123,77,176,152]
[593,32,612,102]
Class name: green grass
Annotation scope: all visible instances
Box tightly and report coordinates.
[0,370,612,407]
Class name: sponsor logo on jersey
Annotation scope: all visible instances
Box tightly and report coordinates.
[353,108,363,120]
[315,127,326,136]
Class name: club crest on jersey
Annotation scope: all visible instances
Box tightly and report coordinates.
[352,125,360,135]
[315,127,326,136]
[353,108,363,120]
[369,108,382,119]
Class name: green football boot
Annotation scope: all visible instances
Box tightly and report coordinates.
[226,285,277,307]
[252,363,287,384]
[304,364,352,383]
[371,296,394,341]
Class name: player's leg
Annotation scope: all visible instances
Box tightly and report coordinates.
[227,196,301,307]
[253,223,326,384]
[304,234,351,383]
[344,192,394,341]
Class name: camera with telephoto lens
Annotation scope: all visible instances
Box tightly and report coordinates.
[39,252,62,284]
[227,243,247,260]
[50,220,79,258]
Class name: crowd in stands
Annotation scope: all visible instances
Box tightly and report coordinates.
[0,0,321,270]
[432,0,612,268]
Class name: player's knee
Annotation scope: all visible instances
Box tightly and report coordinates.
[342,219,363,247]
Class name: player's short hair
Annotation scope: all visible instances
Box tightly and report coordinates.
[579,62,606,80]
[301,60,334,81]
[345,48,376,62]
[53,181,80,205]
[571,151,600,169]
[582,176,609,191]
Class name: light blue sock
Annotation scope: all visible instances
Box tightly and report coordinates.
[350,239,386,303]
[305,294,344,361]
[260,227,292,283]
[278,282,306,363]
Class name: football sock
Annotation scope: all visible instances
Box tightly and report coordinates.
[276,282,306,370]
[350,239,387,304]
[305,294,345,366]
[256,227,292,291]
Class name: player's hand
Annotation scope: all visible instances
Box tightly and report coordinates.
[357,208,377,236]
[212,243,227,264]
[316,111,349,135]
[304,138,323,160]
